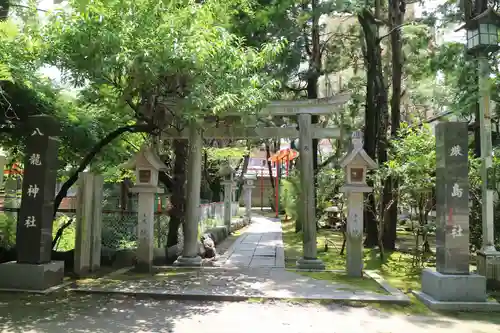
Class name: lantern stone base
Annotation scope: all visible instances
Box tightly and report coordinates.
[476,251,500,290]
[174,255,202,267]
[0,261,64,291]
[296,257,325,271]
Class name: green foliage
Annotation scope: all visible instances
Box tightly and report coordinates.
[385,123,436,217]
[205,147,247,162]
[42,0,285,119]
[316,168,345,215]
[0,16,143,184]
[0,212,16,248]
[280,175,301,221]
[282,167,345,225]
[52,216,76,252]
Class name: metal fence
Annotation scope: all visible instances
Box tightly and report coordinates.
[0,201,236,252]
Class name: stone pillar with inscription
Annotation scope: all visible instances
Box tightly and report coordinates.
[340,131,377,277]
[414,122,490,310]
[0,115,65,291]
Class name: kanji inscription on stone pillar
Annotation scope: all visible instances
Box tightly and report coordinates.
[17,115,60,264]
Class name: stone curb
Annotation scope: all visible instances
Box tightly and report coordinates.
[284,269,411,304]
[363,270,409,297]
[67,286,412,304]
[0,279,74,295]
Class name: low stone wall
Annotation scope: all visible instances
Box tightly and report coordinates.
[101,218,250,267]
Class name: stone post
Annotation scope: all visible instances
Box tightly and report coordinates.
[219,163,234,233]
[131,186,162,272]
[74,172,94,276]
[74,173,103,275]
[232,181,238,215]
[0,115,64,291]
[232,183,237,203]
[0,150,6,187]
[339,131,377,277]
[415,122,488,306]
[296,113,324,270]
[345,192,364,276]
[243,175,256,223]
[90,175,103,271]
[222,180,233,232]
[122,145,168,272]
[176,122,203,266]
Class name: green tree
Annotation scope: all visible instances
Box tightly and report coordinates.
[41,0,284,248]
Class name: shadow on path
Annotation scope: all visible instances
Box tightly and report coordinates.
[0,292,221,333]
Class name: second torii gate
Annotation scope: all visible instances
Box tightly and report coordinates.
[166,93,349,270]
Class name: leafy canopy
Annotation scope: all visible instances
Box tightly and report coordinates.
[42,0,285,119]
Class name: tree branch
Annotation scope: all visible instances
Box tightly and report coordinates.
[377,23,409,43]
[158,170,174,191]
[284,84,307,92]
[52,123,155,219]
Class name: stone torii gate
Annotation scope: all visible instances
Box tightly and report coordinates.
[166,94,349,269]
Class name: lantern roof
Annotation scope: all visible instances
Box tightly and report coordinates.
[122,145,168,171]
[339,131,377,169]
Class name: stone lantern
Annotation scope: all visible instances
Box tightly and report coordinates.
[219,162,235,232]
[340,131,377,277]
[242,173,257,223]
[123,145,167,272]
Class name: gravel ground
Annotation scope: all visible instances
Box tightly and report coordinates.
[0,294,498,333]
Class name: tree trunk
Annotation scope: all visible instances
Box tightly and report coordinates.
[235,154,250,201]
[309,0,321,219]
[358,9,382,248]
[0,0,9,20]
[202,151,222,202]
[384,0,405,251]
[166,139,187,248]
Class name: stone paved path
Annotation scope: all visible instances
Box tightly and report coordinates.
[69,214,408,302]
[220,215,285,269]
[71,266,402,301]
